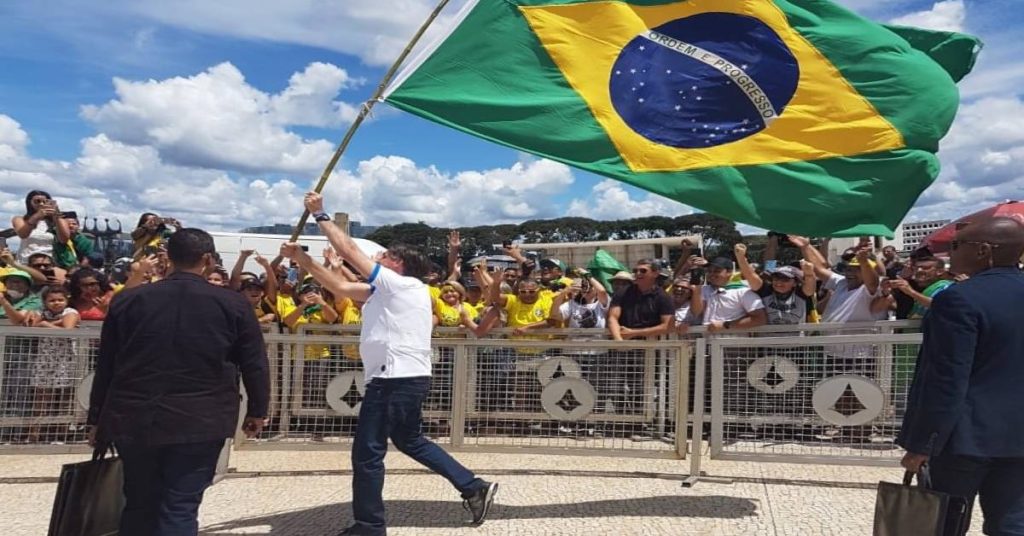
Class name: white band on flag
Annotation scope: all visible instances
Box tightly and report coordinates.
[642,30,780,123]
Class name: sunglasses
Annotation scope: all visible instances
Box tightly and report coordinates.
[950,239,1000,251]
[31,263,53,269]
[632,268,650,274]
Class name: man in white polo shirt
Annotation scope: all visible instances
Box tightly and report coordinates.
[281,192,497,536]
[689,257,767,332]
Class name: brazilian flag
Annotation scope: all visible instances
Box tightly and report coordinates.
[383,0,980,237]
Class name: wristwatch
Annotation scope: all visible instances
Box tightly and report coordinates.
[722,320,733,329]
[312,211,331,223]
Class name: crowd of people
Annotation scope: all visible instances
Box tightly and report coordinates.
[0,187,969,443]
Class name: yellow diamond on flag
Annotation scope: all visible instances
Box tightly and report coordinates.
[519,0,906,172]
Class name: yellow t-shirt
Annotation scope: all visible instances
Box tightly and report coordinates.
[279,299,332,360]
[503,293,554,328]
[428,285,441,300]
[335,297,362,360]
[434,298,473,328]
[503,293,554,354]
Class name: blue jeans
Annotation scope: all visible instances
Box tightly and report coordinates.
[930,453,1024,535]
[351,376,483,535]
[116,439,224,536]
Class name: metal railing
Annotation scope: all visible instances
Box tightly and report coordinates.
[0,320,921,474]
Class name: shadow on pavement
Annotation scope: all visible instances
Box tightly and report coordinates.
[200,495,758,534]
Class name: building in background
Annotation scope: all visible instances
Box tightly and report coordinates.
[899,219,950,253]
[241,213,377,239]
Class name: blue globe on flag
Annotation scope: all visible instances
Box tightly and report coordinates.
[609,13,800,149]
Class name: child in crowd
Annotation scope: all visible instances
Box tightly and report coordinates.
[29,286,80,442]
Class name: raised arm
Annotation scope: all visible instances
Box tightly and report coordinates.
[229,250,254,290]
[800,259,817,298]
[279,242,371,303]
[0,248,47,284]
[734,243,763,291]
[856,249,880,295]
[254,253,277,300]
[446,230,461,282]
[303,193,376,279]
[790,235,833,281]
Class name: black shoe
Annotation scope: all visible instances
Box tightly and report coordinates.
[463,481,499,525]
[335,524,382,536]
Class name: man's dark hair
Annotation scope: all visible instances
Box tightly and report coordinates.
[167,228,216,269]
[635,258,656,268]
[913,255,946,270]
[388,244,431,280]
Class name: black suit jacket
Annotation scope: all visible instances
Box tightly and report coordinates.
[88,272,270,445]
[898,267,1024,457]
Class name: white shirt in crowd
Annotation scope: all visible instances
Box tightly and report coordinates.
[16,219,54,265]
[699,286,765,324]
[359,264,433,384]
[559,300,608,330]
[821,273,879,323]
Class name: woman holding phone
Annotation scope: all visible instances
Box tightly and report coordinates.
[11,190,70,265]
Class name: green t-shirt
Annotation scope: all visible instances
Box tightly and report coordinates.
[52,233,96,269]
[0,292,43,319]
[908,279,954,319]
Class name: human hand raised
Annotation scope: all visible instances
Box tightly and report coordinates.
[304,192,325,214]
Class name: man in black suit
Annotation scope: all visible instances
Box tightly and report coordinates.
[898,217,1024,534]
[88,228,270,536]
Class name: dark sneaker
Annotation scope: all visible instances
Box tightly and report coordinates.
[463,481,499,525]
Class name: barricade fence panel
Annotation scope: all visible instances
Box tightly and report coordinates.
[0,320,919,465]
[708,333,922,466]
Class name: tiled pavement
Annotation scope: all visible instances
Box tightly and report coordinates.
[0,446,985,535]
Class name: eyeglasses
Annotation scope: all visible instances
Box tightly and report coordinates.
[31,263,53,269]
[950,240,1001,251]
[632,268,649,274]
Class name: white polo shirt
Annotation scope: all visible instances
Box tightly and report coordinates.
[822,273,879,323]
[700,286,765,324]
[359,264,433,384]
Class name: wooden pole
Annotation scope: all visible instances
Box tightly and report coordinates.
[289,0,453,242]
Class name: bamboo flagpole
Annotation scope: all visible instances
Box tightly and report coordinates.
[289,0,453,242]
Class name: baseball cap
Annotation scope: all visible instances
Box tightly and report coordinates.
[846,258,878,269]
[770,265,804,281]
[610,270,635,282]
[539,258,566,272]
[0,269,32,283]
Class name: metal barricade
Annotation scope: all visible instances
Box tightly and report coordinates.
[0,326,99,452]
[239,325,691,459]
[706,332,922,466]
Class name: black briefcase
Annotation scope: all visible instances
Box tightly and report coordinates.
[48,446,125,536]
[873,466,970,536]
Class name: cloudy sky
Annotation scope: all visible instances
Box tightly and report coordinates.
[0,0,1019,235]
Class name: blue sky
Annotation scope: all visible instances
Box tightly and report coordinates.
[1,0,1021,234]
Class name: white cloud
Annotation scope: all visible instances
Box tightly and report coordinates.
[124,0,472,67]
[0,109,581,235]
[354,155,575,226]
[565,179,693,221]
[889,0,965,32]
[80,62,356,175]
[0,115,30,160]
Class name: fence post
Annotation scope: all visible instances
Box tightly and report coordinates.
[450,342,469,448]
[683,337,706,487]
[674,342,690,460]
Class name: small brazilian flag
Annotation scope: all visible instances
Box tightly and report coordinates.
[383,0,981,237]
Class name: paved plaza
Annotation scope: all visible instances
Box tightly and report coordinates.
[1,446,985,535]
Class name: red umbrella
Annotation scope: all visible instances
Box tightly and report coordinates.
[920,200,1024,254]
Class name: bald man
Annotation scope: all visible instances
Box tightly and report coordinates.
[898,217,1024,535]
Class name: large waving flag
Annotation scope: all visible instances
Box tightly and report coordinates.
[383,0,980,237]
